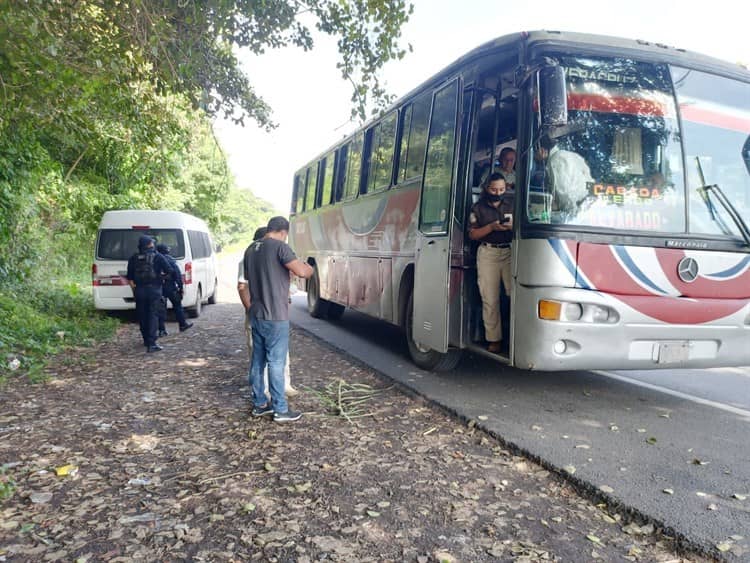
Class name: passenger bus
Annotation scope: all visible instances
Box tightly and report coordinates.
[289,30,750,371]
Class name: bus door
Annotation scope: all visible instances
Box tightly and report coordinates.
[413,79,461,352]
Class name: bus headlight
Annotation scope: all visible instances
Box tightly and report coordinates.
[538,300,618,323]
[591,305,610,323]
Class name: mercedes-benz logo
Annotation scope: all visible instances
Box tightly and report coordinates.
[677,257,699,283]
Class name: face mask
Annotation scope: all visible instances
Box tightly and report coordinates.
[485,193,502,202]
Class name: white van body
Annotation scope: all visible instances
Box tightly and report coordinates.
[93,210,218,316]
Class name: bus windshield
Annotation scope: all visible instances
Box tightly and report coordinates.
[529,57,686,232]
[528,56,750,239]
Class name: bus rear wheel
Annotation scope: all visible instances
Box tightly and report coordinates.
[405,292,461,371]
[307,269,330,319]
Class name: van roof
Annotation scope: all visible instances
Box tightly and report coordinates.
[98,210,210,231]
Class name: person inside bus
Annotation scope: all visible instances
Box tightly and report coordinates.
[535,134,594,218]
[498,147,517,191]
[468,172,514,354]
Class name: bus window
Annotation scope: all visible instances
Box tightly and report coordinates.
[673,67,750,238]
[344,133,364,199]
[304,165,317,211]
[335,144,349,202]
[320,151,335,207]
[368,111,398,192]
[397,92,432,184]
[420,80,459,234]
[291,172,302,214]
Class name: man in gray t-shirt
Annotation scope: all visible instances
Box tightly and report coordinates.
[243,216,312,422]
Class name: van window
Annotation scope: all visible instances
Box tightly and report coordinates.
[188,230,211,259]
[97,229,185,260]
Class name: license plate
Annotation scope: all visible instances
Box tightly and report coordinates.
[657,342,690,364]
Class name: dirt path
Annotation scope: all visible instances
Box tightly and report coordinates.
[0,303,708,562]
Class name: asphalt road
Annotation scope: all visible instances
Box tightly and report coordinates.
[287,294,750,559]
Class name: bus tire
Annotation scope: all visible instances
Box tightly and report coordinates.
[307,269,329,319]
[327,302,345,320]
[405,292,461,371]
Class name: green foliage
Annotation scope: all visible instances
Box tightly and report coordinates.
[0,466,16,501]
[0,284,118,384]
[0,1,410,382]
[216,186,278,248]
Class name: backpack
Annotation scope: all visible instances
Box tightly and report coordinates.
[133,252,158,284]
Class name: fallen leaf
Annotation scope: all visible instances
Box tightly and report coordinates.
[477,415,488,421]
[586,534,603,545]
[563,465,576,474]
[663,488,674,495]
[646,437,657,445]
[708,504,718,511]
[599,485,614,494]
[366,510,380,517]
[575,444,591,450]
[716,543,731,552]
[732,493,747,500]
[56,464,78,477]
[264,462,275,472]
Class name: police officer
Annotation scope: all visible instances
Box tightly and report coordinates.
[127,235,172,352]
[156,243,193,335]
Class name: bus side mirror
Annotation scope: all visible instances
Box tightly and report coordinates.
[539,66,568,128]
[743,135,750,176]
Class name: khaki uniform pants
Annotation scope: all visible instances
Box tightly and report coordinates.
[245,313,293,392]
[477,244,512,343]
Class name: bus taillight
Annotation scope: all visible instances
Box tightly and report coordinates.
[184,262,193,284]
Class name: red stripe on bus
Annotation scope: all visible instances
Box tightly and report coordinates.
[679,104,750,133]
[566,93,667,116]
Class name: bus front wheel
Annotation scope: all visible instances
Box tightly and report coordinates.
[307,269,329,319]
[405,292,461,371]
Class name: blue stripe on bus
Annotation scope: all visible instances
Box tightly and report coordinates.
[548,239,591,290]
[707,255,750,278]
[613,246,667,295]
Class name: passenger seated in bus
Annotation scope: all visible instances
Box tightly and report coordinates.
[498,147,517,191]
[468,172,513,355]
[535,134,594,218]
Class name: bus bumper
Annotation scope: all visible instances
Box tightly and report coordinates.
[513,285,750,371]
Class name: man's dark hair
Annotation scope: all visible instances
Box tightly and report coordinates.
[483,172,506,190]
[267,216,290,233]
[156,243,170,254]
[253,226,267,241]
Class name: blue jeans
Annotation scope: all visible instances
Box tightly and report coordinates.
[249,316,290,413]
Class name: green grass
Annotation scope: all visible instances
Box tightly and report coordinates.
[0,281,119,384]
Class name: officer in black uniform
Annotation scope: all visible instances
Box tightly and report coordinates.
[156,243,193,336]
[127,235,172,352]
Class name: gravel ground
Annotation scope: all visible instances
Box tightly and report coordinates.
[0,302,709,562]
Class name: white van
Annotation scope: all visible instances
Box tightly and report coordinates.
[92,210,218,317]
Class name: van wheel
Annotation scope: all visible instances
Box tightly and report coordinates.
[327,302,345,320]
[188,287,202,318]
[405,291,461,371]
[208,280,217,305]
[307,269,329,319]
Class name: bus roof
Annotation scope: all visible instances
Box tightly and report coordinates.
[296,30,750,170]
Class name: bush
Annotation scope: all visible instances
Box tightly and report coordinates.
[0,282,118,384]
